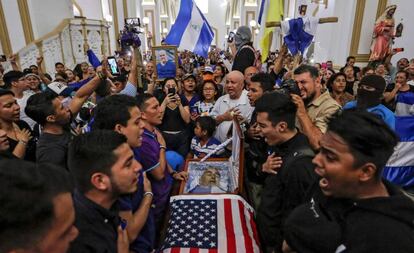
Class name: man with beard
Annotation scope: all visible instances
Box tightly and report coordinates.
[344,74,395,129]
[291,65,341,150]
[67,130,147,253]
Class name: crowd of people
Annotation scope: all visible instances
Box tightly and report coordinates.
[1,25,414,253]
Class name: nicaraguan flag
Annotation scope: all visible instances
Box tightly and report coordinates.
[281,16,318,55]
[383,92,414,188]
[165,0,214,58]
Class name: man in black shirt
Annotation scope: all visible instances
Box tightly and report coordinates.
[283,110,414,253]
[25,66,106,168]
[230,26,256,74]
[67,130,150,253]
[255,92,316,253]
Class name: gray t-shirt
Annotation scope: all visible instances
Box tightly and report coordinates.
[36,131,71,169]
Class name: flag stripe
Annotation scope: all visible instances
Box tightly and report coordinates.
[386,141,414,166]
[238,200,254,253]
[171,247,181,253]
[165,0,193,45]
[224,199,236,253]
[244,206,260,252]
[395,116,414,141]
[231,198,245,253]
[179,3,203,53]
[217,199,227,253]
[249,208,261,252]
[189,248,199,253]
[193,23,213,57]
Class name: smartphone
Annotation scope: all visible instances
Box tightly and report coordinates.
[168,87,176,95]
[0,55,6,62]
[107,56,120,76]
[227,32,235,43]
[321,62,327,69]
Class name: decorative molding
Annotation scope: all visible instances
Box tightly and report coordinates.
[245,11,255,26]
[144,9,156,46]
[123,0,128,18]
[17,0,34,44]
[111,0,120,50]
[349,0,388,62]
[0,0,12,55]
[71,0,84,17]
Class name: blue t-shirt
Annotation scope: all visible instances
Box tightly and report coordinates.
[343,101,395,130]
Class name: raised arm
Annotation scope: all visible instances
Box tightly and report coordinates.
[69,62,108,115]
[36,57,51,85]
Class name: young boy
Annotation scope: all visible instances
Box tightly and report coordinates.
[188,116,222,159]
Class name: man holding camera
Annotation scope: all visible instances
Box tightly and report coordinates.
[291,65,341,150]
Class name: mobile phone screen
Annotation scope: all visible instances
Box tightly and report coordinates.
[108,57,120,76]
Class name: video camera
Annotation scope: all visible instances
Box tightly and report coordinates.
[277,79,301,96]
[119,18,142,50]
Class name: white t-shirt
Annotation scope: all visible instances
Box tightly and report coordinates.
[16,91,36,129]
[210,90,254,142]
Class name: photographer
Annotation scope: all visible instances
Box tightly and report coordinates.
[291,65,341,150]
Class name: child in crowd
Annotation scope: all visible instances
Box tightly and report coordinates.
[188,116,222,159]
[191,80,219,119]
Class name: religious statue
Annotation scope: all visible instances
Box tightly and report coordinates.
[369,5,403,63]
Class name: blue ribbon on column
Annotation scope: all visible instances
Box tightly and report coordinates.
[284,18,314,55]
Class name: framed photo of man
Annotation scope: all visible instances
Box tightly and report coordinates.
[152,46,178,80]
[180,159,232,194]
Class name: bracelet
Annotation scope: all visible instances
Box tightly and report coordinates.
[143,191,153,198]
[97,71,106,80]
[18,140,28,146]
[159,145,166,150]
[170,170,178,176]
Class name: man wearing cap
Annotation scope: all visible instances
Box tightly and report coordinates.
[25,65,108,168]
[2,70,36,129]
[230,26,256,74]
[344,74,395,130]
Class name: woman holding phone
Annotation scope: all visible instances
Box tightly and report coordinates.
[158,77,191,157]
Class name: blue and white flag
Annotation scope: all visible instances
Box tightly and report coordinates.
[165,0,214,58]
[281,17,318,55]
[383,92,414,188]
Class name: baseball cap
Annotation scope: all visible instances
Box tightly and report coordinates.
[183,73,196,81]
[204,66,214,73]
[47,82,74,97]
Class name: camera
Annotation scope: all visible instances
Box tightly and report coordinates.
[119,18,142,50]
[277,79,301,96]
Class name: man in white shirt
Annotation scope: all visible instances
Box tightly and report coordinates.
[211,71,254,142]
